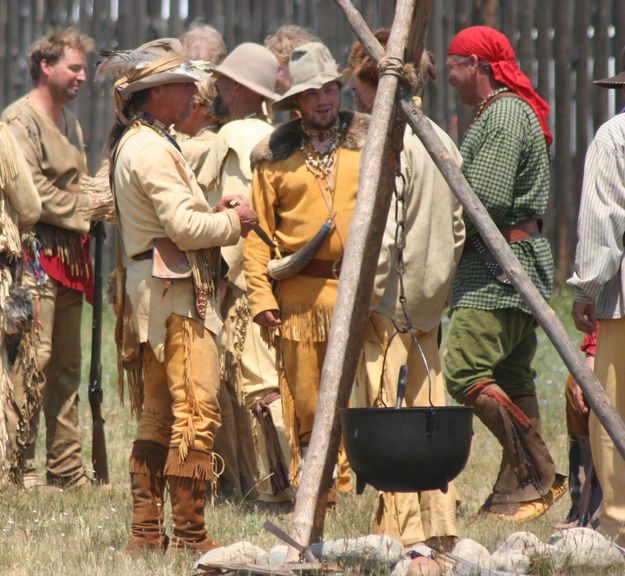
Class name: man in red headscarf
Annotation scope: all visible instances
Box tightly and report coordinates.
[442,26,566,521]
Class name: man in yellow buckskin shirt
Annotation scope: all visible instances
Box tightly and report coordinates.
[107,50,257,552]
[2,28,109,490]
[348,31,464,552]
[244,42,366,500]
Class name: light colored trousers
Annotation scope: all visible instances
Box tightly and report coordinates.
[355,313,458,547]
[12,272,87,486]
[139,314,221,462]
[590,317,625,546]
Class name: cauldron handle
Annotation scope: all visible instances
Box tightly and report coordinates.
[395,364,408,409]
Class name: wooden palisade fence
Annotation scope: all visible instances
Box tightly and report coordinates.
[0,0,624,280]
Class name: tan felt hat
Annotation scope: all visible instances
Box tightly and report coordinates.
[272,42,350,111]
[210,42,279,100]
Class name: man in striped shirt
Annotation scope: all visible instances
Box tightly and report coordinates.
[569,66,625,546]
[442,26,566,521]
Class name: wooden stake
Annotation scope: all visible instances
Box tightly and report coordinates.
[342,14,625,461]
[285,0,431,559]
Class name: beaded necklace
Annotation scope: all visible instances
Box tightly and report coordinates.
[472,87,510,124]
[299,116,348,247]
[299,118,345,189]
[131,111,180,152]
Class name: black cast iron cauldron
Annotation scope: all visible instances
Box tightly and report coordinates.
[340,406,473,494]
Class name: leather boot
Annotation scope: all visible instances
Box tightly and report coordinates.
[125,440,169,553]
[167,475,220,554]
[470,385,557,516]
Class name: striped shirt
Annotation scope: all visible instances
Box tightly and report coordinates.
[568,113,625,320]
[450,90,554,313]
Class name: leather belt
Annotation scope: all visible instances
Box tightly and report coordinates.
[464,219,540,253]
[300,258,342,279]
[132,249,153,261]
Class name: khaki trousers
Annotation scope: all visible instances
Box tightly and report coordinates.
[12,271,87,486]
[355,313,458,547]
[280,337,352,492]
[590,318,625,546]
[138,314,221,471]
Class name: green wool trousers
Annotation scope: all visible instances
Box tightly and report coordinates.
[443,307,538,403]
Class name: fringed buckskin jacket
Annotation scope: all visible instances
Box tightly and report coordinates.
[244,111,370,343]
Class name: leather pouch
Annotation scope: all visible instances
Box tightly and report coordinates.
[151,238,192,279]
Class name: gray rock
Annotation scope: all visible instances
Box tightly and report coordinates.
[310,534,402,570]
[490,551,530,574]
[491,531,558,574]
[256,544,288,567]
[195,541,266,569]
[548,527,625,569]
[452,538,497,573]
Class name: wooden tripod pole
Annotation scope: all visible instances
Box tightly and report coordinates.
[286,0,431,559]
[339,9,625,460]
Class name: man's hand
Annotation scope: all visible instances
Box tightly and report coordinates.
[572,300,596,334]
[254,309,281,327]
[217,195,258,238]
[573,356,594,415]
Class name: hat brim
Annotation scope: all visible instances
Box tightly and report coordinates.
[118,65,210,96]
[272,70,351,112]
[210,62,279,101]
[594,70,625,88]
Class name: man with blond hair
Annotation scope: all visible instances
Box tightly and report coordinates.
[181,22,226,63]
[3,27,110,490]
[264,25,319,94]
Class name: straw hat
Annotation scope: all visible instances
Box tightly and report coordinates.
[272,42,350,111]
[210,42,279,100]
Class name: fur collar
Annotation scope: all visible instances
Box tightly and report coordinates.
[251,111,370,168]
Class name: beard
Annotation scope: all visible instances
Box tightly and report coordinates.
[211,94,230,119]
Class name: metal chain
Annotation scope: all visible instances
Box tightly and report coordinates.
[389,147,435,407]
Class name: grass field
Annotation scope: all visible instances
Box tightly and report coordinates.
[0,287,614,575]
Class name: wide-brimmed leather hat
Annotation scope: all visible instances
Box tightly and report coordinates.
[594,48,625,88]
[594,70,625,88]
[210,42,279,100]
[272,42,350,111]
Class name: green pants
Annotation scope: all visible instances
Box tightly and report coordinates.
[443,307,538,403]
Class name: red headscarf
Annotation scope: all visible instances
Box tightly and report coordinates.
[448,26,552,146]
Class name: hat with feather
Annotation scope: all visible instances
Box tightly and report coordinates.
[96,38,210,123]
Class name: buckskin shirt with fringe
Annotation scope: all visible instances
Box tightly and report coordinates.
[244,111,369,485]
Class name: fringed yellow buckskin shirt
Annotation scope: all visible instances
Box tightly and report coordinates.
[244,112,369,342]
[113,122,240,362]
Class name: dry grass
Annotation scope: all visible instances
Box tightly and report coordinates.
[0,288,616,575]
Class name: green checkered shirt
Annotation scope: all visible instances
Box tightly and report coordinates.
[450,89,554,313]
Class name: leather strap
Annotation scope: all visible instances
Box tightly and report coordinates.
[464,219,540,253]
